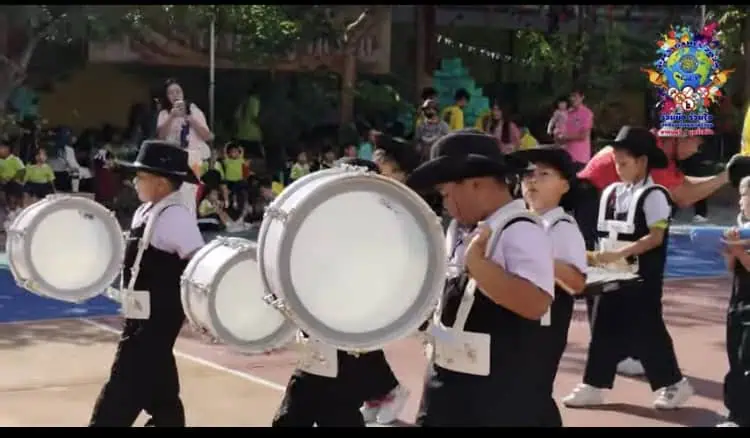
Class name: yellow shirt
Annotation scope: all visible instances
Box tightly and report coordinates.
[25,163,55,183]
[519,133,539,150]
[221,157,245,182]
[0,155,25,182]
[441,105,464,131]
[742,106,750,156]
[198,199,217,217]
[271,181,284,196]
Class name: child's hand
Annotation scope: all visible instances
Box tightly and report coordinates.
[594,251,623,266]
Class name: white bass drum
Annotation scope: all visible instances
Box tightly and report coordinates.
[6,194,125,303]
[181,236,297,353]
[258,167,446,352]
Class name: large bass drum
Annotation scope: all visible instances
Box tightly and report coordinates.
[181,237,297,353]
[258,167,446,352]
[6,194,125,303]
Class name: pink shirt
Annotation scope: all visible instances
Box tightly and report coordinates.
[564,104,593,164]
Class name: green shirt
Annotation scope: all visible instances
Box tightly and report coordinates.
[198,199,217,217]
[0,155,25,182]
[220,158,245,182]
[290,163,310,181]
[25,163,55,184]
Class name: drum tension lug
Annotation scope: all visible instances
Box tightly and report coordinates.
[263,293,286,310]
[265,207,292,224]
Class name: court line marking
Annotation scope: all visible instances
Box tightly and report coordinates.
[79,318,286,392]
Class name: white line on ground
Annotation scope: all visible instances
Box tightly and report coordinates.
[79,318,286,392]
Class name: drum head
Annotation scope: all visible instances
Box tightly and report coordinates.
[9,195,125,302]
[262,172,446,351]
[202,240,297,353]
[11,196,124,302]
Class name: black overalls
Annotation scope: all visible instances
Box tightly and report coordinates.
[724,250,750,426]
[417,217,550,427]
[538,216,577,427]
[273,349,393,427]
[89,204,188,427]
[583,186,682,390]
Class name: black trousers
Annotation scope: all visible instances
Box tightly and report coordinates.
[574,180,639,363]
[724,301,750,426]
[53,171,72,192]
[583,282,682,390]
[540,292,574,427]
[273,351,394,427]
[89,313,186,427]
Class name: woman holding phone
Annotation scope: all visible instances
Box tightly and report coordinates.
[157,78,214,215]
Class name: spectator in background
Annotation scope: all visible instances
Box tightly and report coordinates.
[92,132,119,209]
[547,97,569,143]
[415,87,439,131]
[156,78,213,215]
[216,142,250,212]
[234,87,264,159]
[0,139,25,213]
[560,89,594,169]
[441,88,470,131]
[23,147,55,205]
[477,100,521,154]
[289,151,311,182]
[518,124,539,150]
[338,143,359,166]
[47,127,75,192]
[414,99,450,160]
[357,128,378,161]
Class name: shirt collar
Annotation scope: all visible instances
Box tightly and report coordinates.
[625,175,652,191]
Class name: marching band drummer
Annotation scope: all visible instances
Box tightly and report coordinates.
[272,146,419,427]
[512,145,588,426]
[89,140,204,427]
[562,126,693,410]
[406,129,556,427]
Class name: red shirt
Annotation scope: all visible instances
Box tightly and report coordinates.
[577,136,685,192]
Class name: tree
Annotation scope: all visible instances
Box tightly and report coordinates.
[0,5,336,112]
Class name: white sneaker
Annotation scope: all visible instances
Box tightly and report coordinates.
[692,214,709,224]
[561,383,606,408]
[375,385,410,425]
[653,378,693,410]
[616,358,645,376]
[360,403,379,424]
[716,421,740,427]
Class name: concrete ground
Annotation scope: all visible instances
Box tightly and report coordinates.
[0,277,732,427]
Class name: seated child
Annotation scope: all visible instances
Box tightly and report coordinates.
[24,148,56,205]
[197,187,231,232]
[0,139,25,213]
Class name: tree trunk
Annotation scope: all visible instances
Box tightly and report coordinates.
[415,6,428,103]
[337,6,391,125]
[340,47,357,125]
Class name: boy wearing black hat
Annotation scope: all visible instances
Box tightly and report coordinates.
[407,129,555,426]
[563,126,693,410]
[512,145,587,426]
[717,158,750,427]
[89,140,204,427]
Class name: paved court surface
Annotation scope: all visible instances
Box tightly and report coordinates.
[0,277,731,427]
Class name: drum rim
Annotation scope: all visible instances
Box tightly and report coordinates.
[261,173,447,351]
[12,195,125,302]
[256,168,344,309]
[184,237,297,353]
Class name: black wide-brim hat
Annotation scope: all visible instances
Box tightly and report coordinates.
[727,154,750,188]
[510,145,581,211]
[375,134,420,174]
[510,145,577,182]
[407,129,522,190]
[610,125,668,169]
[117,139,199,184]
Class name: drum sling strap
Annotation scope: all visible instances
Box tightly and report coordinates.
[107,192,184,319]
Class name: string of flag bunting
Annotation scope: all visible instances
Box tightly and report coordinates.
[436,34,513,62]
